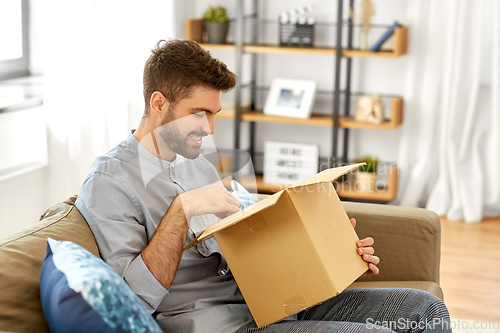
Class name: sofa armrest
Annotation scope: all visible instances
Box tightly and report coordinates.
[342,201,441,285]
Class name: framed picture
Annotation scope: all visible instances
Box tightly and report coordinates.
[264,141,319,185]
[264,78,317,119]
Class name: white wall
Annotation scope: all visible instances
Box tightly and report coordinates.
[0,106,48,238]
[178,0,409,169]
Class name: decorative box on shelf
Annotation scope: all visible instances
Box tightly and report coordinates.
[279,4,316,47]
[279,20,315,47]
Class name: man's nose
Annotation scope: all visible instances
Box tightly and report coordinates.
[201,114,215,135]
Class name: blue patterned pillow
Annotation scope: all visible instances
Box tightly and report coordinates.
[40,238,162,333]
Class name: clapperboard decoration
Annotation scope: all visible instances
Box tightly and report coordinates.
[279,4,316,47]
[264,141,319,185]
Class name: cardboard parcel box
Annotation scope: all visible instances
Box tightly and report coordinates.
[186,163,368,327]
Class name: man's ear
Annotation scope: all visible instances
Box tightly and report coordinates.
[149,91,170,118]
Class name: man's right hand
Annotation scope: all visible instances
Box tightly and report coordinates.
[179,183,241,221]
[143,183,241,290]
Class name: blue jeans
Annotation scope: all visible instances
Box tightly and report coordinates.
[235,288,451,333]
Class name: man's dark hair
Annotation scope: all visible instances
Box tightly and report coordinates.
[143,39,238,115]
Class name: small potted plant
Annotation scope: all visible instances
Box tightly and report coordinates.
[203,6,230,44]
[355,155,379,192]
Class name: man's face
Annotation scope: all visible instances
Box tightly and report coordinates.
[157,86,221,159]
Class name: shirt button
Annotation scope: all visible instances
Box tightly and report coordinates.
[198,244,210,256]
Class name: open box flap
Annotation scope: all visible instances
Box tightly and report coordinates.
[287,163,366,190]
[184,190,285,250]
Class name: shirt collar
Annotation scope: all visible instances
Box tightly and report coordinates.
[127,130,175,169]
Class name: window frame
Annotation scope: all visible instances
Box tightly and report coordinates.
[0,0,30,80]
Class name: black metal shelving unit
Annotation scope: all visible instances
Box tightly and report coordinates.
[215,0,406,200]
[232,0,357,170]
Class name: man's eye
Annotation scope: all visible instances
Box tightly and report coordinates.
[194,112,205,117]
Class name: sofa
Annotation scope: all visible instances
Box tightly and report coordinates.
[0,196,443,333]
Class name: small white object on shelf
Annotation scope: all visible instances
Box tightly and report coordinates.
[264,78,317,119]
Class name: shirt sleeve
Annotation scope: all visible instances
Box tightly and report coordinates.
[75,172,168,312]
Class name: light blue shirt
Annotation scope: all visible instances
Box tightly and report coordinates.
[75,132,254,333]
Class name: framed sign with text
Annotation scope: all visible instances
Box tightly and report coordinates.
[264,141,319,185]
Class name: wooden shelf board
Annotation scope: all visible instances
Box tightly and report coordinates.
[245,44,336,55]
[242,111,332,126]
[338,117,401,130]
[198,43,237,51]
[342,50,401,58]
[249,175,397,201]
[199,43,407,58]
[199,43,334,55]
[215,113,235,120]
[219,108,403,130]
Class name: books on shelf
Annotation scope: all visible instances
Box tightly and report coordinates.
[370,21,401,52]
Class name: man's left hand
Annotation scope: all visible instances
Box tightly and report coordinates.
[350,218,380,277]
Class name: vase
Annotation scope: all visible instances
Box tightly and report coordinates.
[360,27,370,51]
[355,171,378,192]
[204,21,229,44]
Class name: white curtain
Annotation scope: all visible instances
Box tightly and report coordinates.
[42,0,174,205]
[397,0,500,222]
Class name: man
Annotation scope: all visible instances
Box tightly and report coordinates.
[76,39,451,333]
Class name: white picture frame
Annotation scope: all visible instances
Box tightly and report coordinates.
[264,78,317,119]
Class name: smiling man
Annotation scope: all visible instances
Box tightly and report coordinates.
[75,39,450,333]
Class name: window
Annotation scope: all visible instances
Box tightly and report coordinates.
[0,0,29,80]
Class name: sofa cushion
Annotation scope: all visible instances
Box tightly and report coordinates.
[40,238,162,333]
[342,201,442,285]
[349,281,444,300]
[0,196,99,333]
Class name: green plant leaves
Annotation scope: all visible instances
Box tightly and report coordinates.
[355,155,379,173]
[203,6,229,23]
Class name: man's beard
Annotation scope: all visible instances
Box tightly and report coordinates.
[158,117,205,160]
